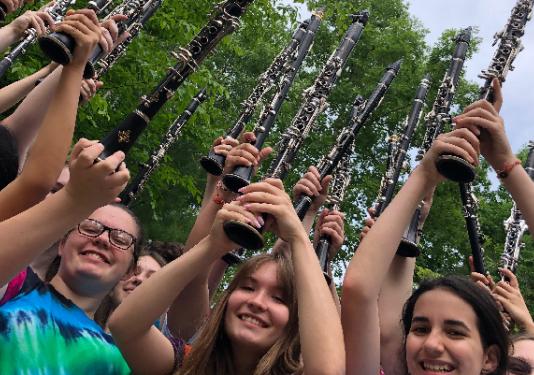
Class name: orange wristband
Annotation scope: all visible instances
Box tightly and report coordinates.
[496,159,521,179]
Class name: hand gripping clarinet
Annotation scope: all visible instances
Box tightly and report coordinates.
[118,89,207,206]
[0,0,76,79]
[94,0,162,80]
[293,60,401,220]
[373,74,431,217]
[315,150,352,285]
[436,0,534,183]
[39,0,163,78]
[199,14,320,176]
[96,0,254,161]
[398,28,473,258]
[222,12,369,249]
[500,141,534,278]
[219,10,327,193]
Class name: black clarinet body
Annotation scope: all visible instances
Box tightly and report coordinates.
[399,28,472,257]
[222,12,369,250]
[293,59,401,220]
[0,3,6,22]
[260,12,369,190]
[97,0,253,160]
[119,89,207,206]
[460,182,486,274]
[221,10,326,193]
[436,0,534,182]
[0,0,76,79]
[94,0,162,79]
[500,141,534,277]
[315,150,352,284]
[200,16,315,176]
[373,74,431,217]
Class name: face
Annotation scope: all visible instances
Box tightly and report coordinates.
[406,289,498,375]
[113,255,162,304]
[509,340,534,375]
[58,205,138,291]
[224,261,290,356]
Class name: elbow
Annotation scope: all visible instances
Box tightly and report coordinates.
[18,172,55,198]
[342,273,378,304]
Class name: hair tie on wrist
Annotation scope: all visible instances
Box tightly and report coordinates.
[496,159,521,179]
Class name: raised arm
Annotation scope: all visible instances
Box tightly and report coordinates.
[454,79,534,230]
[342,129,479,375]
[108,202,254,375]
[238,179,345,374]
[0,9,102,221]
[0,9,54,53]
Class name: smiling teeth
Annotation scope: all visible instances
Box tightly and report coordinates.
[423,363,452,372]
[85,252,107,263]
[241,315,263,327]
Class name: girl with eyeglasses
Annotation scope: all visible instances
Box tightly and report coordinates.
[108,178,345,375]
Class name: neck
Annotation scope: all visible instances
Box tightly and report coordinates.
[49,275,107,318]
[231,343,263,375]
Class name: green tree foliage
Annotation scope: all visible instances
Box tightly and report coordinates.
[1,0,533,309]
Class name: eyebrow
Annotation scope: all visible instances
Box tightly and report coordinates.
[412,317,471,331]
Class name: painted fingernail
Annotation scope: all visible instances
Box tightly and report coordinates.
[257,216,264,226]
[238,187,246,193]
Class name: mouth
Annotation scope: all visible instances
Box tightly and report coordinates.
[80,250,110,264]
[238,314,268,328]
[420,361,454,373]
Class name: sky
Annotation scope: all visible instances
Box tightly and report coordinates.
[284,0,534,157]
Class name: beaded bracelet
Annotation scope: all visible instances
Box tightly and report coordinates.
[212,180,232,205]
[496,159,521,179]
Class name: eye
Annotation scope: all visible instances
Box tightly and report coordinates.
[410,325,429,335]
[446,329,466,338]
[239,284,254,292]
[272,295,286,304]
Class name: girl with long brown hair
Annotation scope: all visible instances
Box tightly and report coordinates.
[109,178,345,375]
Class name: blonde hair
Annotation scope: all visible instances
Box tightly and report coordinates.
[178,252,302,375]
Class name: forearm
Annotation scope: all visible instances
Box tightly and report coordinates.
[291,232,345,375]
[501,166,534,231]
[109,236,219,341]
[208,259,228,300]
[2,66,62,159]
[201,174,219,207]
[0,190,94,286]
[0,64,57,114]
[328,272,341,316]
[0,65,82,220]
[344,168,433,300]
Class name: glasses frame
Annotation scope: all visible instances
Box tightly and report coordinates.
[77,218,137,251]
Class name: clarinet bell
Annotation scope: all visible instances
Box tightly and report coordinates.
[222,164,253,193]
[396,238,421,257]
[38,32,74,65]
[223,220,264,250]
[200,149,225,176]
[435,153,476,183]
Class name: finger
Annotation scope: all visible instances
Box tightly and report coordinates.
[258,146,272,163]
[221,137,239,147]
[367,207,377,218]
[95,80,104,90]
[241,131,256,143]
[101,19,118,43]
[105,167,130,188]
[99,150,126,172]
[320,175,332,195]
[434,136,477,165]
[491,78,503,112]
[74,142,105,168]
[69,8,99,26]
[70,138,97,159]
[100,28,113,53]
[226,155,254,167]
[297,178,320,197]
[499,267,519,288]
[462,99,499,118]
[293,182,314,198]
[40,11,56,30]
[321,227,343,246]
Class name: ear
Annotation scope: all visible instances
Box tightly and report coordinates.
[482,344,500,374]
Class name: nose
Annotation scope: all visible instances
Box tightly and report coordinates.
[422,330,445,357]
[247,290,268,311]
[92,229,112,249]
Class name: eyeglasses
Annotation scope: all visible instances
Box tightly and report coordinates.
[78,219,136,250]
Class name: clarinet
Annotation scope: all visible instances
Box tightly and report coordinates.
[398,28,472,257]
[200,15,317,176]
[94,0,163,80]
[436,0,534,183]
[500,141,534,277]
[221,12,369,250]
[39,0,161,78]
[97,0,254,160]
[0,0,76,79]
[221,10,326,193]
[373,74,431,216]
[119,89,207,206]
[293,59,401,220]
[315,150,352,284]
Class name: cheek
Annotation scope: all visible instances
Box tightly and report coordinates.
[271,304,289,329]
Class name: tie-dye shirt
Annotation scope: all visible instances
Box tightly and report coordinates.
[0,268,130,375]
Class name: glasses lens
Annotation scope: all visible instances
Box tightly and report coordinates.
[110,230,134,249]
[79,219,104,236]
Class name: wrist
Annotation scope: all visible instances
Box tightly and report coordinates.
[495,158,521,179]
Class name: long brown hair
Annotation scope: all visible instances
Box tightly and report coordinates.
[178,252,302,375]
